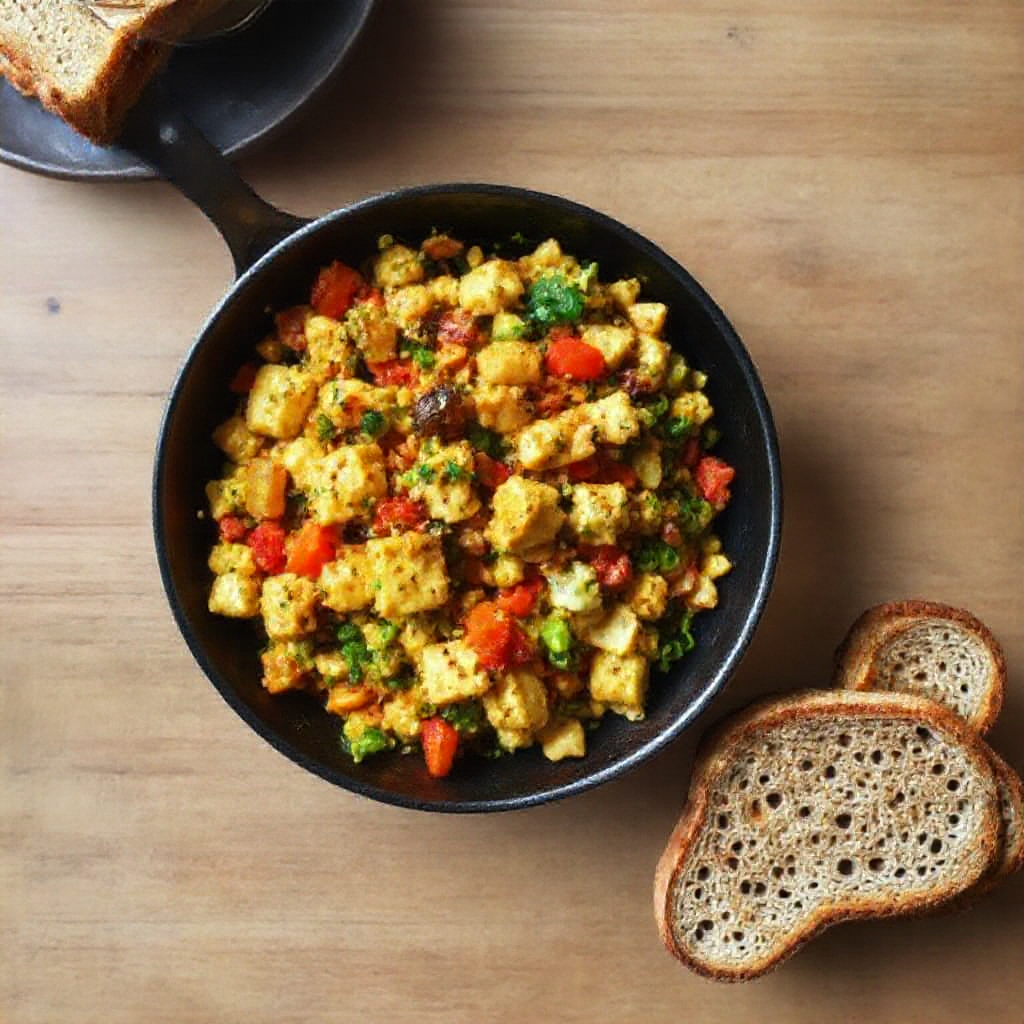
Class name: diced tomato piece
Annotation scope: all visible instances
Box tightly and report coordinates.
[422,235,464,261]
[421,717,459,778]
[588,545,633,590]
[497,578,544,618]
[599,460,638,488]
[464,601,515,671]
[508,624,535,665]
[694,456,735,507]
[544,335,607,381]
[437,309,480,348]
[366,359,419,387]
[355,286,385,308]
[311,261,363,319]
[680,437,702,469]
[567,455,599,482]
[228,362,258,394]
[372,497,427,535]
[662,521,683,548]
[474,453,510,490]
[248,521,287,574]
[274,307,308,351]
[285,521,338,578]
[218,515,248,542]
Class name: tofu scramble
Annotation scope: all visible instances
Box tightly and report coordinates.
[205,233,735,776]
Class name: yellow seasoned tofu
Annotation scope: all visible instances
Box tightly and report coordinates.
[583,392,640,445]
[672,390,714,427]
[399,617,438,663]
[568,483,629,545]
[539,719,586,761]
[411,440,481,523]
[484,475,565,557]
[274,436,325,492]
[306,443,388,525]
[516,238,564,283]
[631,444,662,489]
[627,572,669,621]
[427,275,459,307]
[687,575,719,611]
[367,532,450,617]
[514,408,597,471]
[260,573,319,640]
[490,311,528,341]
[496,727,534,751]
[482,668,550,732]
[206,467,247,519]
[545,562,602,613]
[473,383,533,434]
[381,687,425,741]
[491,554,526,588]
[475,341,542,385]
[419,640,491,705]
[588,651,649,719]
[212,415,263,463]
[386,284,433,330]
[346,302,398,364]
[576,603,641,655]
[607,278,641,310]
[304,314,355,381]
[374,243,425,288]
[458,259,524,315]
[261,640,312,693]
[636,333,671,382]
[245,364,317,440]
[627,302,667,334]
[317,378,395,433]
[579,323,636,369]
[208,571,261,618]
[207,542,255,576]
[319,545,375,613]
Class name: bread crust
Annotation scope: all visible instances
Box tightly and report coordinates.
[832,600,1006,734]
[653,689,1003,981]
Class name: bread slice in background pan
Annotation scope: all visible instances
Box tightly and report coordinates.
[653,690,1002,982]
[833,600,1006,734]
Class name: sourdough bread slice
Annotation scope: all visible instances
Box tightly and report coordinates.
[975,751,1024,893]
[653,690,1002,981]
[833,601,1005,733]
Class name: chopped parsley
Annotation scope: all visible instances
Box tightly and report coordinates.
[442,460,468,483]
[316,413,336,441]
[466,422,506,458]
[440,700,485,733]
[336,622,371,682]
[360,409,386,437]
[346,726,391,764]
[527,273,585,328]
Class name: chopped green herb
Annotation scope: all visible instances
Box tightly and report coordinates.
[440,700,485,733]
[347,726,390,764]
[409,345,436,370]
[416,463,436,483]
[316,413,336,441]
[466,422,506,458]
[678,494,714,535]
[662,416,692,442]
[360,409,386,436]
[384,675,415,690]
[335,622,363,646]
[635,540,681,573]
[443,460,467,483]
[527,273,585,328]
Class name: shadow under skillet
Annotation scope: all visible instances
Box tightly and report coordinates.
[0,0,376,181]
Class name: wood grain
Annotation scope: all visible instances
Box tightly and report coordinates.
[2,1,1022,1021]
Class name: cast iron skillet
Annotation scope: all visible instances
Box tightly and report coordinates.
[130,87,782,813]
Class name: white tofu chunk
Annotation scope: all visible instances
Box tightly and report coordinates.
[306,443,388,525]
[411,441,481,523]
[260,573,319,640]
[539,719,586,761]
[346,302,398,364]
[319,546,375,613]
[545,561,602,613]
[588,651,650,719]
[607,278,641,310]
[627,573,669,621]
[484,476,565,556]
[212,415,263,463]
[206,468,247,519]
[473,383,532,434]
[627,302,667,334]
[568,483,629,545]
[304,314,355,380]
[367,533,450,617]
[208,542,256,576]
[419,640,491,705]
[208,571,261,618]
[476,341,542,385]
[458,259,524,315]
[514,409,597,471]
[374,243,425,288]
[245,364,317,440]
[579,323,636,369]
[482,668,550,732]
[577,603,641,655]
[583,392,640,445]
[672,390,715,427]
[317,379,395,433]
[636,333,671,382]
[386,284,432,330]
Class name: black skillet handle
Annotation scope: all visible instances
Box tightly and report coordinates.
[119,80,310,277]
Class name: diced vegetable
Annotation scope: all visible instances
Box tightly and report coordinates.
[348,726,390,764]
[544,334,606,381]
[311,261,363,318]
[527,273,585,328]
[497,578,543,617]
[248,521,287,574]
[694,456,735,507]
[218,515,248,542]
[421,717,459,777]
[373,497,427,535]
[285,521,338,578]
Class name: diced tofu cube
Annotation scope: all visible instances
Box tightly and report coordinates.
[318,378,395,432]
[419,640,491,705]
[319,545,375,613]
[260,573,319,640]
[374,243,425,288]
[496,727,534,751]
[275,436,326,491]
[346,302,398,364]
[386,284,432,330]
[490,311,528,341]
[588,651,649,719]
[325,684,375,715]
[304,314,355,380]
[306,443,388,525]
[381,687,425,741]
[516,238,563,283]
[627,573,669,621]
[702,552,733,580]
[631,444,662,489]
[568,483,629,545]
[412,441,481,523]
[577,603,641,655]
[245,364,316,440]
[261,641,311,693]
[458,259,524,315]
[482,668,549,732]
[545,561,602,613]
[514,409,597,470]
[314,649,350,684]
[484,476,565,556]
[476,341,542,385]
[208,542,255,576]
[491,554,526,588]
[636,333,671,381]
[208,571,261,618]
[627,302,667,334]
[583,392,640,445]
[579,323,636,369]
[212,415,263,463]
[607,278,641,310]
[244,457,287,520]
[427,275,459,307]
[687,575,719,610]
[367,533,450,617]
[672,390,714,427]
[399,617,437,663]
[473,383,532,434]
[539,719,586,761]
[206,468,247,519]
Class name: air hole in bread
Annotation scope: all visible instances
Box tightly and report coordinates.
[731,841,744,853]
[799,759,813,771]
[798,806,811,818]
[824,765,836,779]
[932,762,946,775]
[870,749,883,764]
[946,779,959,792]
[838,733,852,747]
[915,726,932,741]
[758,773,770,784]
[835,813,852,829]
[837,859,855,876]
[696,866,710,881]
[778,888,791,899]
[726,857,739,870]
[930,838,943,854]
[717,813,729,828]
[766,792,782,809]
[740,880,751,894]
[869,857,885,871]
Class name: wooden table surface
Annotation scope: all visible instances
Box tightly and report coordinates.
[2,1,1022,1021]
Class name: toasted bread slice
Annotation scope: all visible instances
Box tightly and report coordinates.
[833,601,1005,734]
[653,690,1002,981]
[976,750,1024,892]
